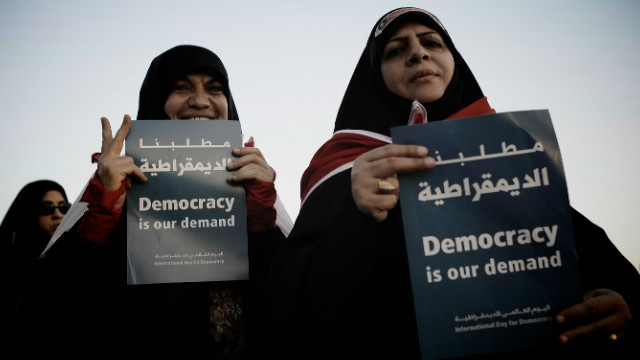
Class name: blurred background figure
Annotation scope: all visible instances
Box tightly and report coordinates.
[0,180,69,340]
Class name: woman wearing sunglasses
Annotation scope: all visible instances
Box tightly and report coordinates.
[0,180,69,339]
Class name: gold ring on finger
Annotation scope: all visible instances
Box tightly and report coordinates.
[378,179,396,193]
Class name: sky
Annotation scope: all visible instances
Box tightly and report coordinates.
[1,0,638,269]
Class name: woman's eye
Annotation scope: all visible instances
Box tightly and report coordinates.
[208,86,223,93]
[384,47,404,60]
[422,39,443,49]
[171,83,189,92]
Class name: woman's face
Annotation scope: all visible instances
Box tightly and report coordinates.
[36,190,67,236]
[164,73,228,120]
[380,22,455,103]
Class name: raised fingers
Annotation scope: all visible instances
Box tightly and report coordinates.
[97,114,147,190]
[101,117,114,154]
[102,115,131,156]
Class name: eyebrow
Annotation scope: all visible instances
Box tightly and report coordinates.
[42,200,65,205]
[174,75,222,88]
[387,30,439,44]
[205,78,222,85]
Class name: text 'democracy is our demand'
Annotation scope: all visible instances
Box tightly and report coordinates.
[125,120,248,285]
[391,110,582,360]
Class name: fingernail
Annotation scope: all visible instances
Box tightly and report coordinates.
[417,146,428,156]
[425,157,436,166]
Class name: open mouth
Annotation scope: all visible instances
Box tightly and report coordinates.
[181,116,213,120]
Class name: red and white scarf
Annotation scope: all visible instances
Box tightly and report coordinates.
[300,97,496,205]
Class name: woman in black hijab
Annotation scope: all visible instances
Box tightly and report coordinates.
[11,45,289,359]
[0,180,68,343]
[83,45,286,240]
[137,44,239,121]
[267,8,638,359]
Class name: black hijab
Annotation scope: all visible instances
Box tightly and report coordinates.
[0,180,67,341]
[0,180,68,249]
[334,7,485,135]
[136,44,239,121]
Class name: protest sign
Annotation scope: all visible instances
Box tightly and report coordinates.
[126,120,248,285]
[391,110,582,359]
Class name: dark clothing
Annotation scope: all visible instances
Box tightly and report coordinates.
[9,45,287,358]
[11,215,284,358]
[266,7,640,360]
[268,168,639,359]
[0,180,67,349]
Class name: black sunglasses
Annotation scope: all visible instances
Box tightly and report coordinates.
[36,203,71,216]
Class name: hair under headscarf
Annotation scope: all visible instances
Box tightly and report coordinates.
[333,7,485,135]
[136,45,239,121]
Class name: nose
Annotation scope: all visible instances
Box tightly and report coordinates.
[52,207,64,219]
[408,42,430,65]
[187,87,211,109]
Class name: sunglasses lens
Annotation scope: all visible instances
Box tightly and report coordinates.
[36,206,54,215]
[37,203,71,215]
